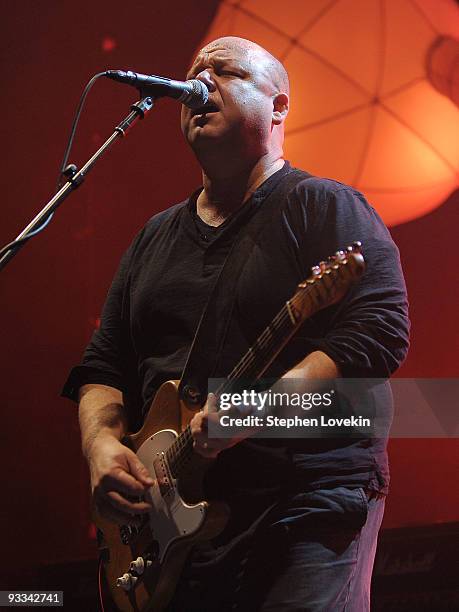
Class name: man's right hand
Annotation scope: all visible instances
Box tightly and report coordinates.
[87,434,154,526]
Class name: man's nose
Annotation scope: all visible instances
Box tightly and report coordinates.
[195,69,216,93]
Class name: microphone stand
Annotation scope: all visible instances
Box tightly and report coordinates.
[0,94,154,272]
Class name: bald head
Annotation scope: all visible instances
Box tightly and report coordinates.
[196,36,289,96]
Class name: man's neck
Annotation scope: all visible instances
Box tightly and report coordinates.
[196,155,285,227]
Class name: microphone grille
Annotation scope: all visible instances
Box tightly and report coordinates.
[183,79,209,109]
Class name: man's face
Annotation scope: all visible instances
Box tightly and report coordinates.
[180,41,277,157]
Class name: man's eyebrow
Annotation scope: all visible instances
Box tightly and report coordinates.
[186,47,227,73]
[186,55,208,78]
[187,56,247,78]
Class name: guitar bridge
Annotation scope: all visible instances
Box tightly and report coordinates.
[153,452,173,497]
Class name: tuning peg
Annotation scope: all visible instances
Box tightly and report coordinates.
[352,241,362,251]
[334,250,345,259]
[311,265,321,275]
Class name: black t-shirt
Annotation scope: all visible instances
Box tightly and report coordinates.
[63,162,409,516]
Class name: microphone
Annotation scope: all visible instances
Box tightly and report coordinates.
[104,70,208,109]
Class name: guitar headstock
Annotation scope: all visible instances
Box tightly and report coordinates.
[291,242,365,320]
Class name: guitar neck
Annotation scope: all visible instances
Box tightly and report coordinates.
[216,297,308,397]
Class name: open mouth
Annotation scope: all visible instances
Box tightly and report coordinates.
[192,102,219,116]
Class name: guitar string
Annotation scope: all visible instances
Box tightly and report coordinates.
[220,280,319,383]
[238,262,346,370]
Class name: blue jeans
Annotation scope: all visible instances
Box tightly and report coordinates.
[169,487,385,611]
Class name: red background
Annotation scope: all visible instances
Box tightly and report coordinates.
[1,0,458,571]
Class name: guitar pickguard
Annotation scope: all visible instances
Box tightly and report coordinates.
[136,430,207,563]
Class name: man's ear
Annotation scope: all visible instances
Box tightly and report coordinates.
[272,93,289,125]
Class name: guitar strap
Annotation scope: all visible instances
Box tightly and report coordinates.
[179,167,308,407]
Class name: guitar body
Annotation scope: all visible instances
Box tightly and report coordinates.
[95,380,230,612]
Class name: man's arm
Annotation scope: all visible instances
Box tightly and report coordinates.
[190,350,339,458]
[291,183,410,379]
[281,350,340,380]
[79,384,153,525]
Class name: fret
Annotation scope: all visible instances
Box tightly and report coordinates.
[285,300,299,325]
[229,303,298,382]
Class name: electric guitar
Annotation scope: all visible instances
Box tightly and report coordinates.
[95,242,365,611]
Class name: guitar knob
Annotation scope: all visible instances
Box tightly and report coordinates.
[130,556,145,575]
[116,573,138,591]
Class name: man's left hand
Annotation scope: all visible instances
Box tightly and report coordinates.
[189,393,244,458]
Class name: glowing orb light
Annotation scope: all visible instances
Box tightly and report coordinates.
[200,0,459,225]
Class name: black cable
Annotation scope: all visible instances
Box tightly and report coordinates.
[56,71,106,190]
[0,72,106,261]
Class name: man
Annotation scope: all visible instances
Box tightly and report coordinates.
[63,37,409,610]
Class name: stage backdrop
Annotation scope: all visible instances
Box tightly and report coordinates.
[1,0,458,572]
